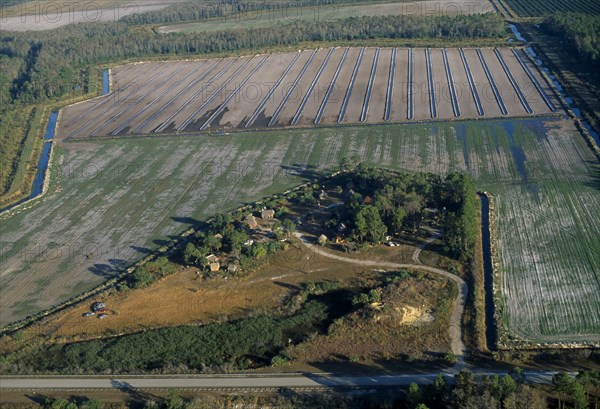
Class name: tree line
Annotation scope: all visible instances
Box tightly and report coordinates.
[544,13,600,61]
[122,0,383,25]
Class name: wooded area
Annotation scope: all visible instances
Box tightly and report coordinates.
[329,165,478,262]
[544,13,600,62]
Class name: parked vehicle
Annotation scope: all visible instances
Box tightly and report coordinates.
[98,314,108,319]
[83,312,95,317]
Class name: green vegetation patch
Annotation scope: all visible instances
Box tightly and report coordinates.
[502,0,600,17]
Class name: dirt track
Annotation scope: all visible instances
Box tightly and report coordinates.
[295,232,467,364]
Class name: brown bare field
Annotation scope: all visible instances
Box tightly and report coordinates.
[216,53,295,128]
[479,48,527,116]
[58,47,559,140]
[446,48,481,119]
[341,48,377,123]
[295,48,348,126]
[430,49,456,119]
[367,48,393,122]
[390,48,410,121]
[318,47,362,124]
[461,48,504,118]
[412,48,433,121]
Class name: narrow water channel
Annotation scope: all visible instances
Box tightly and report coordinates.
[103,69,110,95]
[510,24,600,145]
[0,112,57,213]
[479,193,498,351]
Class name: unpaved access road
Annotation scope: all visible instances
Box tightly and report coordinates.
[294,232,467,365]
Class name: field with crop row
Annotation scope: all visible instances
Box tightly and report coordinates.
[58,47,560,139]
[1,117,598,344]
[500,0,600,17]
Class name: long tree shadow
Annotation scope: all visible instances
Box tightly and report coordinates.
[171,216,208,230]
[130,245,152,254]
[88,258,129,277]
[281,163,325,181]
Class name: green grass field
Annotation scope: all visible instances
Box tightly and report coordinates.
[158,0,494,33]
[1,118,598,343]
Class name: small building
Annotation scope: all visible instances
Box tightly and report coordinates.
[227,264,239,273]
[214,233,223,240]
[319,190,328,201]
[318,234,328,245]
[261,208,275,219]
[245,214,258,229]
[206,254,219,263]
[209,262,220,272]
[244,239,254,246]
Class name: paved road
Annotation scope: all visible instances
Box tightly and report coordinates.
[294,232,468,365]
[0,371,565,390]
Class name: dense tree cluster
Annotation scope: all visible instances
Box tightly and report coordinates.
[329,164,478,262]
[544,13,600,61]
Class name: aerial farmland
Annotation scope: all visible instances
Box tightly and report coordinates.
[58,47,559,139]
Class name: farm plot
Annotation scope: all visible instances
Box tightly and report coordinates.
[296,47,348,126]
[389,48,411,121]
[2,117,599,345]
[58,47,561,140]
